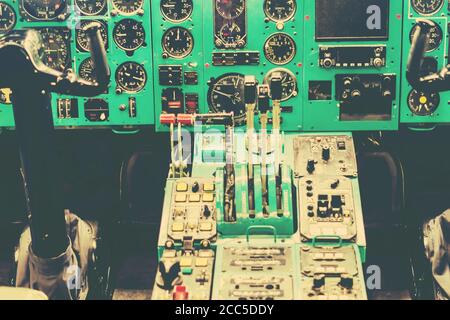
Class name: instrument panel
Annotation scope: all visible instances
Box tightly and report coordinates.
[0,0,153,129]
[1,1,450,131]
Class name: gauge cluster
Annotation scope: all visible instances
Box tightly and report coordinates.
[0,0,153,129]
[400,0,450,124]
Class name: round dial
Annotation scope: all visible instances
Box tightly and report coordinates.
[162,27,194,59]
[218,22,245,48]
[411,0,444,15]
[112,0,144,15]
[264,0,296,22]
[208,73,246,124]
[75,0,107,16]
[407,90,440,116]
[21,0,68,20]
[116,62,147,93]
[410,22,442,52]
[39,28,70,72]
[216,0,245,19]
[0,2,16,33]
[76,21,108,52]
[113,19,145,52]
[161,0,193,22]
[264,68,297,101]
[264,33,296,65]
[79,58,95,82]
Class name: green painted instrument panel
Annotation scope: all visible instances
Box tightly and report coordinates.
[0,0,154,129]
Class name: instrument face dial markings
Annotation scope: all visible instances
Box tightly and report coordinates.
[0,2,16,32]
[39,28,70,72]
[264,33,296,65]
[76,20,108,52]
[215,0,245,19]
[218,21,246,48]
[411,0,444,15]
[162,27,194,59]
[208,73,246,124]
[409,22,442,52]
[407,90,440,116]
[161,0,193,22]
[112,0,144,15]
[264,0,296,22]
[113,18,146,52]
[79,57,95,82]
[21,0,68,20]
[75,0,107,16]
[264,68,298,101]
[116,62,147,93]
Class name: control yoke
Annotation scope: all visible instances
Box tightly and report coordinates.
[0,23,110,96]
[407,19,450,93]
[0,25,110,258]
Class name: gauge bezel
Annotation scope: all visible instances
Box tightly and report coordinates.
[74,0,107,16]
[215,0,245,19]
[39,27,71,72]
[113,18,146,52]
[407,89,440,116]
[79,57,95,82]
[208,73,246,124]
[76,20,108,52]
[160,0,194,23]
[263,0,296,23]
[263,68,298,101]
[0,2,17,32]
[112,0,144,16]
[264,32,296,65]
[115,62,148,94]
[20,0,68,21]
[409,21,442,52]
[162,27,194,59]
[411,0,444,16]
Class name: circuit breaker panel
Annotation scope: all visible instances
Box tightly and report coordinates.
[0,0,153,129]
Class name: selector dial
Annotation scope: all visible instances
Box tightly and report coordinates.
[411,0,444,15]
[407,89,440,116]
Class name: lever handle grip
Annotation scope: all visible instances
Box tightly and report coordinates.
[85,23,110,88]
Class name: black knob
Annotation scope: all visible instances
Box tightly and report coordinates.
[331,179,340,189]
[157,260,182,291]
[322,146,330,161]
[307,159,315,174]
[192,182,200,193]
[340,274,354,289]
[203,205,211,218]
[313,274,325,289]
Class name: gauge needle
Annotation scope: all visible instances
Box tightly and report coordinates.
[213,90,233,99]
[133,76,145,81]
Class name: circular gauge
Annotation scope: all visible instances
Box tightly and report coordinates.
[76,21,108,52]
[116,62,147,93]
[407,90,440,116]
[264,33,296,65]
[264,0,296,22]
[161,0,193,23]
[216,0,245,19]
[208,73,246,124]
[0,88,12,104]
[218,22,245,48]
[79,58,95,82]
[0,2,16,33]
[162,27,194,59]
[411,0,444,15]
[264,68,297,101]
[113,19,146,52]
[21,0,68,20]
[39,28,70,72]
[75,0,107,16]
[409,22,442,52]
[112,0,144,15]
